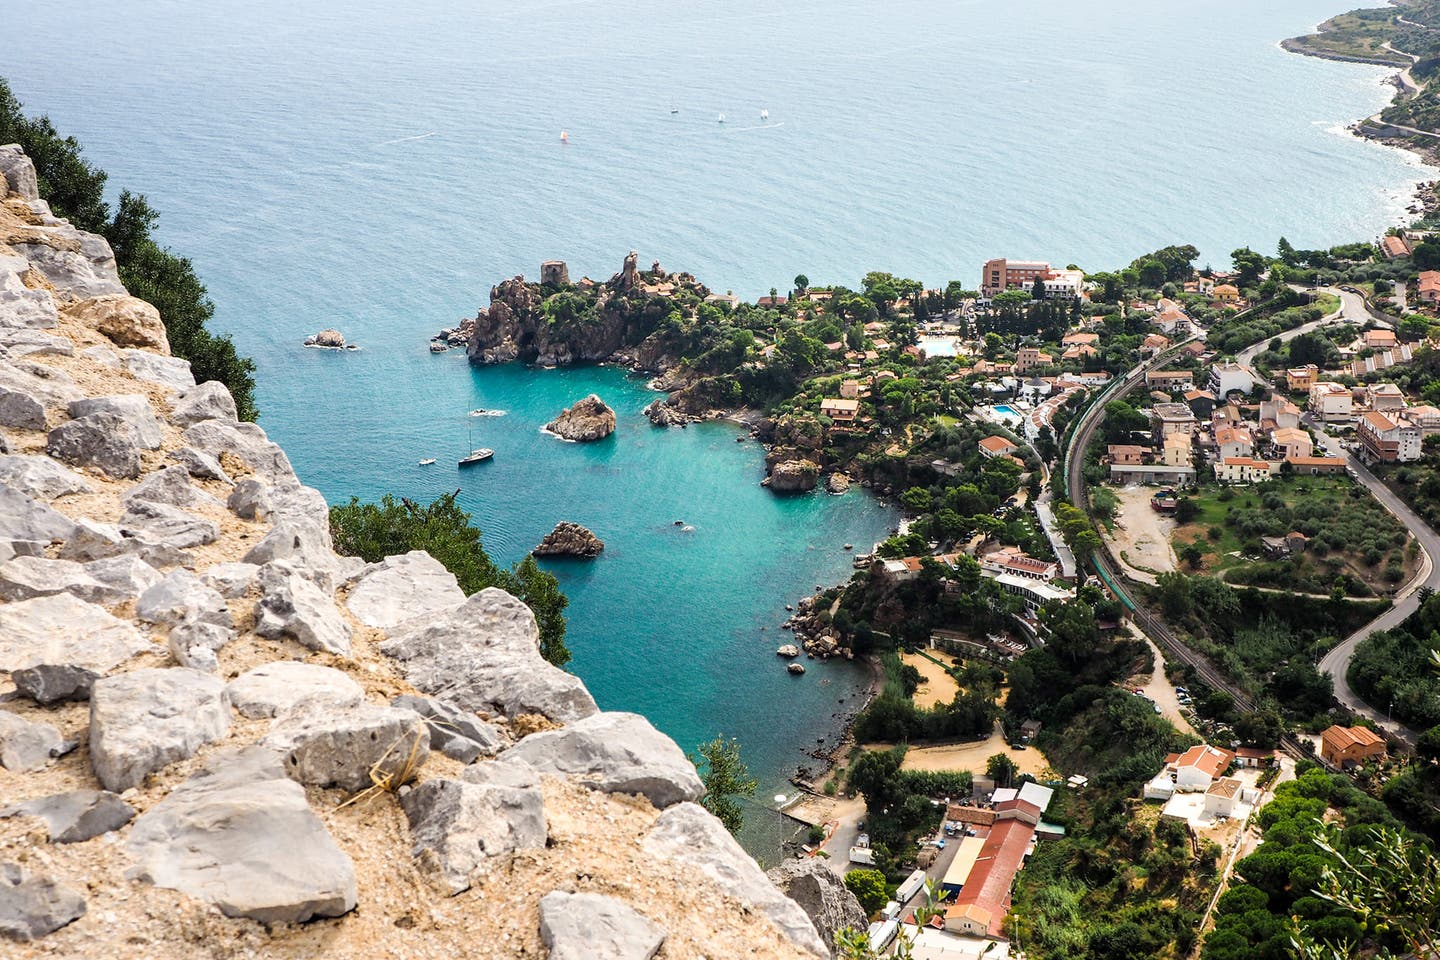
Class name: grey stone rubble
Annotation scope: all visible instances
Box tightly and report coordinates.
[0,710,70,772]
[502,711,704,808]
[136,569,233,629]
[67,394,163,448]
[253,561,353,656]
[11,664,99,704]
[393,694,508,763]
[0,594,150,675]
[767,858,868,953]
[346,550,466,631]
[538,890,666,960]
[0,861,87,941]
[120,499,219,549]
[47,413,144,478]
[88,668,231,793]
[400,757,546,895]
[0,454,92,499]
[1,790,135,843]
[125,748,357,924]
[644,803,828,956]
[167,445,231,482]
[381,588,597,723]
[122,465,223,511]
[262,697,429,793]
[228,661,364,719]
[0,555,127,605]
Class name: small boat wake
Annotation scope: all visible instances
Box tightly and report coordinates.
[375,132,437,147]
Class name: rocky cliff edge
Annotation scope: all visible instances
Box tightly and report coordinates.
[0,145,834,959]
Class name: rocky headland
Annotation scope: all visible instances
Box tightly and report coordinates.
[544,394,615,442]
[533,522,604,558]
[0,146,853,958]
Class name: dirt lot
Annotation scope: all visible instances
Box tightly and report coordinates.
[886,723,1054,778]
[1107,484,1176,581]
[901,650,961,709]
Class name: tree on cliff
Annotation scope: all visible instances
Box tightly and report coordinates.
[0,79,259,419]
[329,492,572,666]
[690,735,757,835]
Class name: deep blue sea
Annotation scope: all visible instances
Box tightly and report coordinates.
[5,0,1424,846]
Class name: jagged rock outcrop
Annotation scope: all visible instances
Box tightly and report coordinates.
[765,459,820,492]
[643,397,694,427]
[534,521,605,558]
[824,472,851,494]
[0,145,826,959]
[545,394,616,441]
[767,858,868,954]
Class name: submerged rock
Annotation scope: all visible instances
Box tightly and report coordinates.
[534,521,604,558]
[545,394,616,441]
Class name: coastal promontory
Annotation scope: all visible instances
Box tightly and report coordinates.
[534,521,605,558]
[545,394,616,442]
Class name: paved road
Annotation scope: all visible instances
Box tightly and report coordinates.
[1306,417,1437,746]
[1233,286,1369,371]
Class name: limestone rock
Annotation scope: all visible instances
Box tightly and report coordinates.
[226,477,270,520]
[1,790,135,843]
[0,145,40,201]
[766,459,820,493]
[0,329,72,358]
[0,556,127,605]
[57,517,187,567]
[538,891,666,960]
[645,804,827,955]
[0,711,69,772]
[346,550,465,631]
[767,858,868,953]
[393,694,508,763]
[400,759,546,895]
[182,419,296,486]
[0,356,82,408]
[11,231,124,301]
[120,499,219,550]
[11,664,99,705]
[88,668,230,793]
[228,662,364,719]
[0,862,86,942]
[643,397,692,427]
[262,698,428,793]
[166,621,235,672]
[67,394,163,449]
[171,380,237,426]
[501,711,703,808]
[381,587,597,723]
[0,482,75,558]
[200,561,259,599]
[0,385,45,429]
[125,747,357,924]
[253,561,352,656]
[46,412,142,478]
[63,295,169,351]
[242,518,353,591]
[84,555,165,600]
[0,254,58,332]
[167,446,231,483]
[0,454,93,499]
[122,465,222,511]
[136,569,233,629]
[305,329,346,348]
[824,472,851,495]
[119,349,194,391]
[0,594,150,674]
[533,521,604,558]
[545,394,616,441]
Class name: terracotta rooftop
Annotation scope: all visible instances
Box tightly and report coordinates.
[1174,744,1234,779]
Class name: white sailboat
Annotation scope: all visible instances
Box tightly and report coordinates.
[761,108,769,120]
[717,113,725,123]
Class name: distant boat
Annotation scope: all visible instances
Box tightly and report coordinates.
[459,448,494,467]
[717,113,725,123]
[761,108,769,120]
[559,130,569,143]
[418,458,436,466]
[670,104,679,114]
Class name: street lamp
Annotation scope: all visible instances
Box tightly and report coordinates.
[775,794,789,853]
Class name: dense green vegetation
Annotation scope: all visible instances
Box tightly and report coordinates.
[852,650,999,743]
[329,493,571,666]
[0,79,259,419]
[1350,592,1440,732]
[1171,475,1415,596]
[1202,765,1407,960]
[690,735,757,836]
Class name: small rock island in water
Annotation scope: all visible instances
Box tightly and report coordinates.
[545,394,616,442]
[533,522,605,558]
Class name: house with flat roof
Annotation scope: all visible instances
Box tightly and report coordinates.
[1208,361,1256,398]
[1365,382,1406,412]
[1150,403,1197,443]
[1109,463,1196,485]
[1308,381,1353,422]
[1358,410,1421,463]
[1285,455,1346,475]
[1107,444,1147,465]
[1270,427,1312,459]
[1321,725,1386,767]
[981,258,1052,297]
[1144,369,1195,391]
[1286,364,1319,392]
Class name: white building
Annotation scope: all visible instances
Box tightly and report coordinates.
[1213,457,1278,484]
[1207,362,1255,398]
[991,572,1074,614]
[1308,381,1353,422]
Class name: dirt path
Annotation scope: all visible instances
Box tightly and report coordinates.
[1131,633,1197,735]
[1107,484,1177,583]
[901,650,960,709]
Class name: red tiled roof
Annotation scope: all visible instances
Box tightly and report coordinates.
[979,436,1016,453]
[951,817,1034,936]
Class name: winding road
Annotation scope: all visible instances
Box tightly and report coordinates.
[1064,294,1431,750]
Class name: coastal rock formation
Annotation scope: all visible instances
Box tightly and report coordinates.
[766,459,820,493]
[766,858,868,953]
[534,521,604,557]
[304,328,345,348]
[824,472,851,494]
[0,145,824,959]
[546,394,616,441]
[643,397,694,427]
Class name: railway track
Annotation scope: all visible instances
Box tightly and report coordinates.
[1060,342,1313,762]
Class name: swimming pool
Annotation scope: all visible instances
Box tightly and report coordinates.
[994,404,1020,417]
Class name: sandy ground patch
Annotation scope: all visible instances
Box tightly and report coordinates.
[873,723,1053,778]
[1107,484,1177,581]
[901,650,961,709]
[1128,633,1197,735]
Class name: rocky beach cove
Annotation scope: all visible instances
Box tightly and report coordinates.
[0,147,861,957]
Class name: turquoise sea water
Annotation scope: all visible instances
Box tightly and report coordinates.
[5,0,1426,844]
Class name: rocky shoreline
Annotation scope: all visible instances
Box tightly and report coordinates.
[0,146,839,959]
